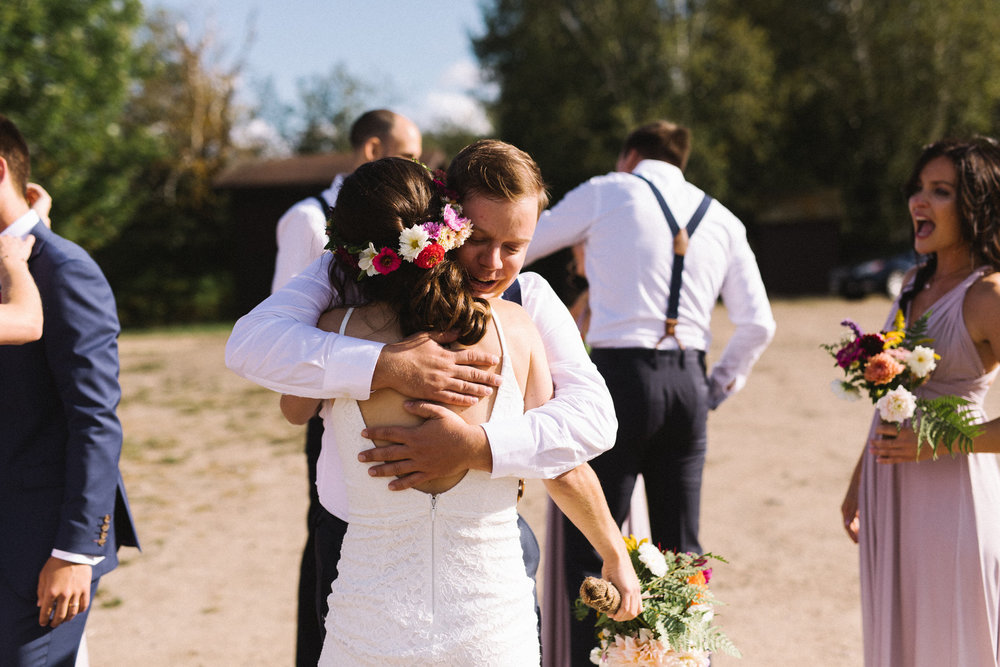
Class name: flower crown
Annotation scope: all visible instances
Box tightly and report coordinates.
[327,169,473,279]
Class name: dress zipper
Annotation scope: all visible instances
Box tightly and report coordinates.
[430,494,438,619]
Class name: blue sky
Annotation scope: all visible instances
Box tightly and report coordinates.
[144,0,494,134]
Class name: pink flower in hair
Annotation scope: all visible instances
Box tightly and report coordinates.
[442,204,468,231]
[372,247,401,275]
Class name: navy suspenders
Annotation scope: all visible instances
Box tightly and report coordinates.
[632,174,712,346]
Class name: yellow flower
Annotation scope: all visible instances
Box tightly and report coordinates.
[883,309,906,347]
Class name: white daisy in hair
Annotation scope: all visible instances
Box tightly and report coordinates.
[398,226,430,262]
[357,243,379,277]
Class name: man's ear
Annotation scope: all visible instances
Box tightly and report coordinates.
[362,137,384,162]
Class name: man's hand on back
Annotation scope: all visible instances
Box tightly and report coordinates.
[358,401,494,490]
[372,330,501,406]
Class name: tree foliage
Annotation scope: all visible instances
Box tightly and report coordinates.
[94,9,253,326]
[474,0,780,209]
[733,0,1000,246]
[475,0,1000,250]
[293,64,375,154]
[0,0,148,250]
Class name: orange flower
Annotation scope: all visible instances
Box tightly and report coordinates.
[863,352,905,385]
[687,571,708,602]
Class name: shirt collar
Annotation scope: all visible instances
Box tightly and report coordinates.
[632,159,684,182]
[1,209,41,238]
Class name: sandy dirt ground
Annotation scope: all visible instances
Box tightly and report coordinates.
[79,295,1000,666]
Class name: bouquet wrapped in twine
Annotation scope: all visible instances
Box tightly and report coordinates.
[575,538,739,665]
[579,576,622,615]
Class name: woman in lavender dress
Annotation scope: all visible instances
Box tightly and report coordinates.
[841,138,1000,666]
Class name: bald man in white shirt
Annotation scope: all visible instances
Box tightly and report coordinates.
[270,109,423,667]
[525,120,775,665]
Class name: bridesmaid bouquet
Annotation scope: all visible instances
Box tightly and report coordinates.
[576,537,740,666]
[823,310,982,457]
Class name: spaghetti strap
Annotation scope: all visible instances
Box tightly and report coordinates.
[338,307,355,336]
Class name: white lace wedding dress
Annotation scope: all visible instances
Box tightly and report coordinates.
[317,311,539,666]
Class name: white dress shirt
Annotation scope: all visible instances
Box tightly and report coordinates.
[226,258,617,520]
[271,174,344,293]
[526,159,775,406]
[1,209,39,238]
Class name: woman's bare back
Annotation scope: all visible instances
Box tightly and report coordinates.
[317,300,538,495]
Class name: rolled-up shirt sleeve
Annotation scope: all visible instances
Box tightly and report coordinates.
[484,272,617,479]
[225,254,383,400]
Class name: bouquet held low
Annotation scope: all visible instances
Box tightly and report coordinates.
[576,536,740,666]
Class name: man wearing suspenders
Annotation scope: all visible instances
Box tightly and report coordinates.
[525,120,776,665]
[269,109,422,667]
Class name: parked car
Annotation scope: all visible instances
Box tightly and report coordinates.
[829,252,919,300]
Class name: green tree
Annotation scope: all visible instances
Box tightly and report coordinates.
[293,64,375,154]
[0,0,149,250]
[94,9,251,325]
[474,0,779,211]
[723,0,1000,248]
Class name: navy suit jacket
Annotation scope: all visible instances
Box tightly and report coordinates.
[0,222,138,601]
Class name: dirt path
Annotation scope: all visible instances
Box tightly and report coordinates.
[81,295,993,666]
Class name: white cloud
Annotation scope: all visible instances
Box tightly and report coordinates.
[410,58,497,135]
[419,91,492,135]
[230,117,292,157]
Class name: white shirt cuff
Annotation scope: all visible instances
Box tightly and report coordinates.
[482,419,536,479]
[51,549,105,566]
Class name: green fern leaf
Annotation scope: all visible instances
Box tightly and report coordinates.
[913,396,983,458]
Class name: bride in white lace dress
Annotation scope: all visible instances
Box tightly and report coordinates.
[280,158,640,665]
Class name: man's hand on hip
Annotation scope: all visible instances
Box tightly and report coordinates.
[358,401,494,490]
[372,331,501,407]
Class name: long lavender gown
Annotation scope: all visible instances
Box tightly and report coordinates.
[858,268,1000,666]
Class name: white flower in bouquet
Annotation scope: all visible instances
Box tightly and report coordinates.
[637,541,668,577]
[876,386,917,423]
[689,602,714,626]
[831,379,861,402]
[906,345,937,377]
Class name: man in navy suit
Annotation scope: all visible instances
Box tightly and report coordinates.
[0,114,139,666]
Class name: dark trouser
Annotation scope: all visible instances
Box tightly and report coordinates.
[1,576,100,666]
[565,347,709,665]
[300,416,543,662]
[295,416,325,667]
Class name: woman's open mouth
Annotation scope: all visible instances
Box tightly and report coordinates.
[914,218,935,239]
